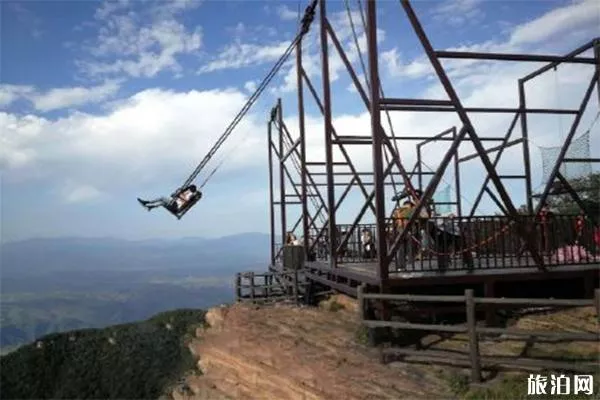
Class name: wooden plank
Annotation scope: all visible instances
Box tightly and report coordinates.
[476,327,598,341]
[475,297,593,306]
[381,348,599,372]
[304,272,358,297]
[363,293,465,302]
[363,320,466,333]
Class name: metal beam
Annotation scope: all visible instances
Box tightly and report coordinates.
[267,120,275,265]
[459,138,523,163]
[297,36,309,258]
[380,98,452,106]
[521,39,597,82]
[277,99,286,248]
[320,0,337,269]
[281,137,301,163]
[325,19,418,201]
[301,69,376,215]
[401,0,543,268]
[435,50,597,64]
[387,126,469,264]
[380,105,580,114]
[564,158,600,163]
[367,0,388,280]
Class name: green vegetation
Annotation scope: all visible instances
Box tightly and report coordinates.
[546,173,599,215]
[354,325,370,345]
[0,283,231,352]
[328,300,345,312]
[461,372,600,400]
[0,309,206,399]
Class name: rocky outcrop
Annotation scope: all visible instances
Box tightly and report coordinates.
[184,302,447,400]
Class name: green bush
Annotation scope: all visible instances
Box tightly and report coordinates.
[0,309,206,399]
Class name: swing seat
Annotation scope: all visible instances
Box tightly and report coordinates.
[166,191,202,220]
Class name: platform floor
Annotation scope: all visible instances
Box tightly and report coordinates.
[306,257,600,280]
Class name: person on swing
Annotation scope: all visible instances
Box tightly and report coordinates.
[137,185,201,212]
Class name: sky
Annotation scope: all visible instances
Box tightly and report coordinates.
[1,0,599,243]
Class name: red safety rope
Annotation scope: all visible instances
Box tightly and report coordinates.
[389,219,515,257]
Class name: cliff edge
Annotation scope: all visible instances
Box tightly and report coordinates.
[179,297,449,400]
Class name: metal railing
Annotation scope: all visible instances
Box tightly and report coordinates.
[235,270,305,304]
[302,214,599,272]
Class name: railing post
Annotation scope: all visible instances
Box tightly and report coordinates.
[250,272,255,303]
[235,273,241,302]
[358,284,366,321]
[293,268,299,305]
[265,274,269,298]
[595,288,600,322]
[465,289,482,383]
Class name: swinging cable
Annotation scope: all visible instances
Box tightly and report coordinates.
[175,0,318,195]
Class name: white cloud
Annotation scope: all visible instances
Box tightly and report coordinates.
[0,88,268,194]
[431,0,485,28]
[77,0,203,79]
[0,85,35,108]
[382,0,599,82]
[0,82,121,112]
[277,5,299,21]
[244,80,258,93]
[62,183,105,204]
[3,0,599,238]
[198,40,291,74]
[29,81,122,112]
[509,0,600,46]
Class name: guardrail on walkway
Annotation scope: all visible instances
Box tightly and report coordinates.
[357,286,600,382]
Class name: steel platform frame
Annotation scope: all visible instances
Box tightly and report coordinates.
[266,0,600,295]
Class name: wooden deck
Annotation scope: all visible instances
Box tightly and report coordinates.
[303,257,600,290]
[329,260,598,277]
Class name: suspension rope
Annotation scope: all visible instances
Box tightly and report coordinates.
[176,0,318,195]
[198,126,253,189]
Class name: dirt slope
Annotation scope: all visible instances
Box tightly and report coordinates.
[173,297,599,400]
[181,297,449,400]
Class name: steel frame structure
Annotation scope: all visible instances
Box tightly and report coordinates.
[267,0,600,291]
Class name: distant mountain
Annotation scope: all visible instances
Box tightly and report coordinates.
[0,309,205,399]
[0,232,272,277]
[0,233,272,353]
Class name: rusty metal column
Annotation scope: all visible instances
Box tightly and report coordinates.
[595,39,600,105]
[297,38,309,258]
[417,145,423,192]
[518,80,533,213]
[320,0,337,268]
[278,99,287,248]
[366,0,388,280]
[453,127,463,216]
[268,119,276,265]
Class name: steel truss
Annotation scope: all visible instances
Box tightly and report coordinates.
[267,0,600,285]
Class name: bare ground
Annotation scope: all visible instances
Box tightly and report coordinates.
[172,296,599,400]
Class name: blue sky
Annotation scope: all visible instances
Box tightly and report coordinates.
[1,0,599,243]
